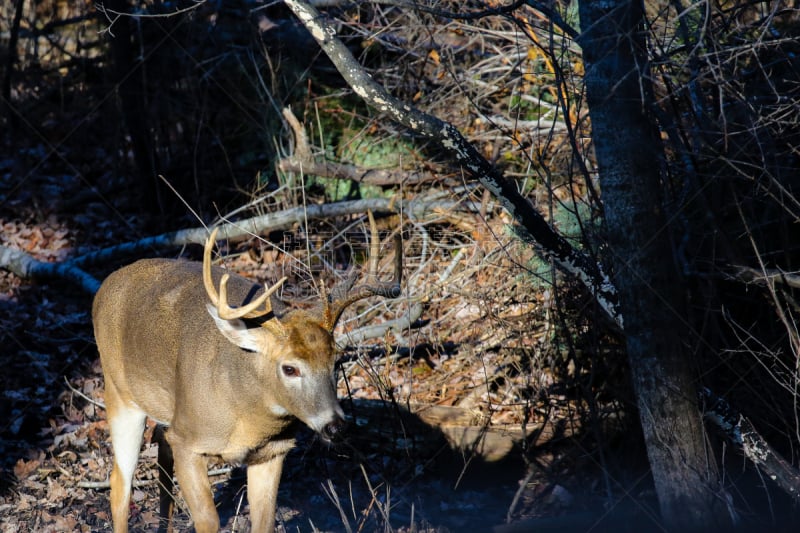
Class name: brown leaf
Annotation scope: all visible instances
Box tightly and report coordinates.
[47,478,70,502]
[40,510,78,532]
[14,456,42,481]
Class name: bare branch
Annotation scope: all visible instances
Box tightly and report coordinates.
[76,467,233,490]
[69,197,462,270]
[702,388,800,501]
[338,302,424,346]
[1,198,476,294]
[729,265,800,290]
[284,0,621,327]
[278,158,440,186]
[0,244,101,294]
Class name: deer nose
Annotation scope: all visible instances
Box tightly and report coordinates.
[321,417,345,441]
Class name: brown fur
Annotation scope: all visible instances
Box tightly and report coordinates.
[93,258,343,533]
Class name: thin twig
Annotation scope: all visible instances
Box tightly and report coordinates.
[63,377,106,410]
[76,467,234,490]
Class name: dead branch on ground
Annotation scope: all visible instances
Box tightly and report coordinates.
[702,388,800,501]
[0,197,481,294]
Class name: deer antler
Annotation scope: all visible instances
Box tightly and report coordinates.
[322,211,402,331]
[203,228,287,321]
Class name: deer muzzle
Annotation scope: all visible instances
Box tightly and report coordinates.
[320,415,346,441]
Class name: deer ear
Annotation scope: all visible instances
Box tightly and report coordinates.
[206,303,265,352]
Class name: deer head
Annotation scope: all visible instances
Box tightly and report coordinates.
[92,212,401,533]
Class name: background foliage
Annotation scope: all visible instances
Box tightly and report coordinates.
[1,0,798,530]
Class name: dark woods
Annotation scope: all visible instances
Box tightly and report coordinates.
[1,0,799,531]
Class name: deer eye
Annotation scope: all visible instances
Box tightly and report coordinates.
[282,365,300,377]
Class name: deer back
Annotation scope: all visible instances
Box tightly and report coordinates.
[93,257,339,457]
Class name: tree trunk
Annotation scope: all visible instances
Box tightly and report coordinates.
[2,0,26,135]
[578,0,731,529]
[101,0,162,215]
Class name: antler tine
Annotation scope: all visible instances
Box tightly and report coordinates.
[218,274,287,321]
[203,227,288,321]
[323,212,402,331]
[203,228,222,308]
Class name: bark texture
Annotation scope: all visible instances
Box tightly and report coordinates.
[578,0,731,529]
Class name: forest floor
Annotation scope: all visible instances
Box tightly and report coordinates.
[0,158,660,532]
[0,2,677,530]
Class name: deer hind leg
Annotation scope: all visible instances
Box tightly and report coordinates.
[105,382,146,533]
[153,424,176,533]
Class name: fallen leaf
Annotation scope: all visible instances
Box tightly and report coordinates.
[14,456,42,481]
[47,478,69,502]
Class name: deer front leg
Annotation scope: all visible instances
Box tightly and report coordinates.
[170,444,219,533]
[246,453,287,533]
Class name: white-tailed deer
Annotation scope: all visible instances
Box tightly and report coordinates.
[92,214,401,533]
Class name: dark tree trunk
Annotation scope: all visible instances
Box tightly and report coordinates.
[2,0,26,136]
[101,0,163,215]
[578,0,731,529]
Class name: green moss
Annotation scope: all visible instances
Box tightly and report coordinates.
[300,95,420,201]
[514,199,600,291]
